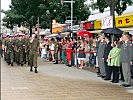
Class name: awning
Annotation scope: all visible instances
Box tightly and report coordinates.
[90,27,133,34]
[119,27,133,32]
[77,31,93,37]
[61,32,70,36]
[45,34,58,38]
[39,29,51,35]
[89,30,102,34]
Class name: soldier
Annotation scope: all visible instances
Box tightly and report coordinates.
[29,33,40,73]
[97,34,106,78]
[6,36,14,66]
[16,35,24,66]
[4,36,9,62]
[14,35,19,64]
[120,33,132,87]
[54,38,60,64]
[0,37,3,57]
[23,35,29,64]
[12,35,17,62]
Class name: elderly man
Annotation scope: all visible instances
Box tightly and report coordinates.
[97,34,106,78]
[120,33,132,87]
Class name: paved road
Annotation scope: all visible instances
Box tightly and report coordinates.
[1,58,133,100]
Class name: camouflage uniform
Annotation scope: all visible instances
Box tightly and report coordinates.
[29,37,39,73]
[0,38,3,57]
[6,38,14,66]
[16,38,24,66]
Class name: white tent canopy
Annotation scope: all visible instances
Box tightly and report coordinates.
[39,29,51,35]
[45,34,58,38]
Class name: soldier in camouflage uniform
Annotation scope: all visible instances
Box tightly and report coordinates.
[4,36,9,62]
[6,36,14,66]
[16,35,24,66]
[23,35,29,64]
[14,35,19,64]
[0,38,3,57]
[29,33,40,73]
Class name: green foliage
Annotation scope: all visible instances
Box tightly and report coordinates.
[115,0,133,15]
[2,0,90,29]
[90,0,133,15]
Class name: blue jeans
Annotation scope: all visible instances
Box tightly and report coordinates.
[89,54,96,65]
[131,65,133,76]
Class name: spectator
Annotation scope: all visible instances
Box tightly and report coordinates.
[41,44,47,59]
[103,37,112,80]
[97,34,106,78]
[61,38,67,64]
[120,33,132,87]
[107,39,121,83]
[130,34,133,79]
[85,40,90,67]
[78,39,86,69]
[50,38,55,62]
[66,39,72,67]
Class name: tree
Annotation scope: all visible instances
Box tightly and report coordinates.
[90,0,133,15]
[2,0,90,33]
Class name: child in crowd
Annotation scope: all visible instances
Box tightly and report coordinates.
[41,44,47,59]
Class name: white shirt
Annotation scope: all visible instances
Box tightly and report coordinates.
[50,43,55,50]
[42,47,47,54]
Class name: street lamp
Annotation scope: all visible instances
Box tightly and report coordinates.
[61,0,75,37]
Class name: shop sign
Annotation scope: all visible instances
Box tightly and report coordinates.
[116,15,133,27]
[101,16,113,29]
[94,14,133,29]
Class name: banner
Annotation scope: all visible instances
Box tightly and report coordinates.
[102,16,113,29]
[94,13,133,29]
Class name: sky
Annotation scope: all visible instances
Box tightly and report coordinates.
[1,0,11,19]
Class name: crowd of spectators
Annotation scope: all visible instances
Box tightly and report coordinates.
[39,32,133,87]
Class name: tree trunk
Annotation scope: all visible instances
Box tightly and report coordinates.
[50,19,52,34]
[110,1,116,28]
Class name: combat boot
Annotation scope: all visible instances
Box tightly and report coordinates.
[30,66,33,72]
[34,67,38,73]
[21,62,24,66]
[11,62,13,66]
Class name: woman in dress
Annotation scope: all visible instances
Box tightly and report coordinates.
[61,38,67,64]
[66,39,72,67]
[78,39,86,69]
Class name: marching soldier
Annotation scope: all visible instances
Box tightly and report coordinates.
[4,36,9,62]
[6,36,14,66]
[16,35,24,66]
[120,33,132,87]
[0,38,3,57]
[14,35,19,64]
[23,35,29,64]
[29,33,40,73]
